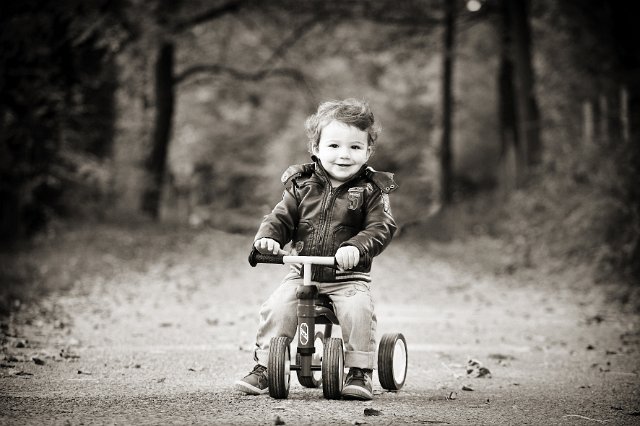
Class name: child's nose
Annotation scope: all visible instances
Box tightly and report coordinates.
[338,147,351,158]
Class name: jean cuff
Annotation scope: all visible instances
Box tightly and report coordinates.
[344,350,376,370]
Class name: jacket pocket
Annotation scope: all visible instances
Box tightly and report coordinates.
[293,220,314,254]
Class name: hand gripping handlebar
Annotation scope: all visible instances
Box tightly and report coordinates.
[248,247,371,270]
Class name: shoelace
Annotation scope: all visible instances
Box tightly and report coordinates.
[251,365,267,376]
[349,368,368,380]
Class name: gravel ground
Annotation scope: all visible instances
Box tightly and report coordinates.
[1,227,639,425]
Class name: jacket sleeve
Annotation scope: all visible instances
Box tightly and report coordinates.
[341,188,397,258]
[254,186,299,247]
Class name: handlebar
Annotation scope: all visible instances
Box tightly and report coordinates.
[248,247,371,270]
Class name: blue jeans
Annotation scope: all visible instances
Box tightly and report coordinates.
[253,271,377,369]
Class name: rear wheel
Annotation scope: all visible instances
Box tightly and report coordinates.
[268,337,291,399]
[322,338,344,399]
[297,331,324,388]
[378,333,407,391]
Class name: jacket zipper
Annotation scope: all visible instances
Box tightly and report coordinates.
[314,163,367,279]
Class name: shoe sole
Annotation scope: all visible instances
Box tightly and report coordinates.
[234,380,269,395]
[341,385,373,400]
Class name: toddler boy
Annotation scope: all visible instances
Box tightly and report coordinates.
[235,98,398,400]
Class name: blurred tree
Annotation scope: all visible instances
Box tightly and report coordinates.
[0,0,128,241]
[496,0,520,187]
[141,0,244,218]
[440,0,456,204]
[608,0,640,279]
[507,0,541,169]
[140,0,315,219]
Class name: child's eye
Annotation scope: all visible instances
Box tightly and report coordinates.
[329,144,339,148]
[351,145,362,150]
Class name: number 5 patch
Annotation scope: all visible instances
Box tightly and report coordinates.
[347,187,365,210]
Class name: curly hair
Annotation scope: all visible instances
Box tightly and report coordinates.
[304,98,381,154]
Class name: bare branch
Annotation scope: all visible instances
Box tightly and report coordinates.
[259,1,443,28]
[172,0,245,33]
[259,15,323,70]
[174,63,316,105]
[174,64,305,85]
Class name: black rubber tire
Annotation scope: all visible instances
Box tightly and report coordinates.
[378,332,408,391]
[297,331,324,388]
[268,336,291,399]
[322,338,344,399]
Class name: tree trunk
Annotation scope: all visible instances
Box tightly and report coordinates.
[440,0,456,205]
[508,0,541,168]
[497,0,522,190]
[142,41,175,218]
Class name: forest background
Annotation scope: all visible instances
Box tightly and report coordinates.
[1,0,639,312]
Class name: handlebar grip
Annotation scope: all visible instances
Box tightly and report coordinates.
[248,248,285,267]
[353,252,372,271]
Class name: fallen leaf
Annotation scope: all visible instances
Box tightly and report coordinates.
[466,358,491,378]
[586,344,595,350]
[77,370,92,375]
[447,391,458,400]
[462,385,474,391]
[15,371,33,376]
[364,408,381,416]
[488,353,516,361]
[586,314,604,325]
[274,415,285,425]
[32,357,45,366]
[157,377,166,383]
[477,367,492,378]
[60,349,80,360]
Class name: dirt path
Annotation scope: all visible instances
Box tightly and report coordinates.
[1,227,639,425]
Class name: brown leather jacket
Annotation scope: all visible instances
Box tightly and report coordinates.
[255,159,398,281]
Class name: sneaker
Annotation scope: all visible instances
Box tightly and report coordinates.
[234,364,268,395]
[341,368,373,400]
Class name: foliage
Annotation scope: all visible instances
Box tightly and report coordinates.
[0,0,129,240]
[2,0,637,288]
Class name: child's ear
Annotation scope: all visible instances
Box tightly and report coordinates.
[366,145,373,160]
[312,144,319,155]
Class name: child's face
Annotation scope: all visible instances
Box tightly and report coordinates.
[313,120,371,186]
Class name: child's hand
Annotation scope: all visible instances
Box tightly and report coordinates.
[335,246,360,270]
[254,238,283,255]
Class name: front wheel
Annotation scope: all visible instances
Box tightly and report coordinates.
[378,333,407,391]
[322,338,344,399]
[268,337,291,399]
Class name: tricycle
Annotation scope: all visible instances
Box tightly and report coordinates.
[249,249,408,399]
